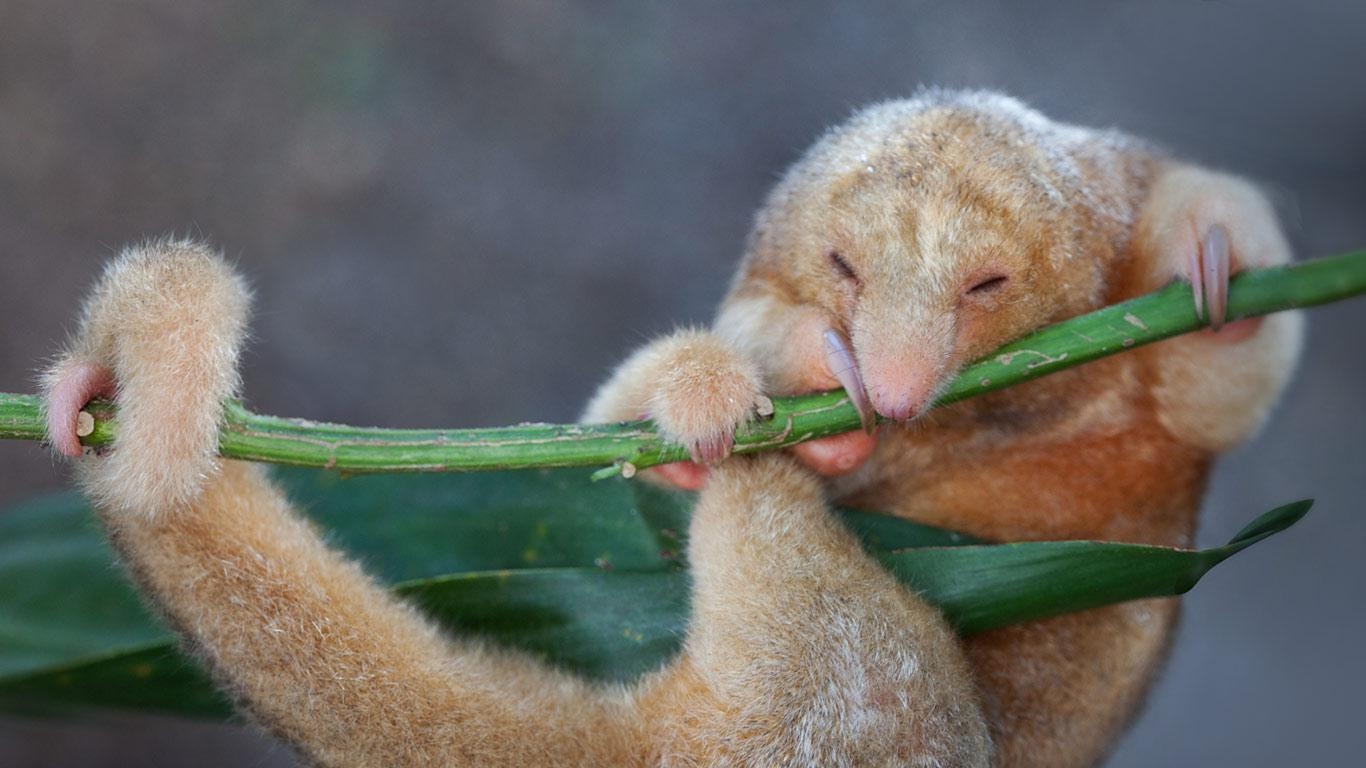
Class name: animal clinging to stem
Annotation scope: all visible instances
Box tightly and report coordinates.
[43,90,1301,766]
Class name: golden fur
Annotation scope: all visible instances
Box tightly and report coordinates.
[44,90,1300,766]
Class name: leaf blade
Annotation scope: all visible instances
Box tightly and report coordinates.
[0,472,1309,718]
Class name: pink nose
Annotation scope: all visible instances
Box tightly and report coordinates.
[868,385,924,422]
[866,374,936,422]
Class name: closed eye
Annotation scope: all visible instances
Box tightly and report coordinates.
[967,275,1008,295]
[829,251,858,282]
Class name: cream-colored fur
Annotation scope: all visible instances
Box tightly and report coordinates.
[44,90,1301,767]
[1132,168,1305,451]
[585,90,1301,766]
[45,242,990,765]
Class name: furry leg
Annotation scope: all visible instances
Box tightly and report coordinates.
[1131,166,1305,451]
[44,241,641,767]
[644,454,991,767]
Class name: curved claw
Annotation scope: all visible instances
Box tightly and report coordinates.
[1202,224,1230,331]
[823,328,876,433]
[46,361,116,457]
[1187,235,1205,321]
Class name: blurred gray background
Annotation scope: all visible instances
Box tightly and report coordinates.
[1,1,1363,765]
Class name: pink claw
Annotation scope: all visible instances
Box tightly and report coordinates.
[689,434,732,466]
[823,328,876,433]
[1202,224,1230,331]
[1189,224,1231,331]
[46,361,116,457]
[1186,235,1205,321]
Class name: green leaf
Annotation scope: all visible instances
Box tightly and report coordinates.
[400,569,689,682]
[0,468,1308,718]
[878,500,1312,635]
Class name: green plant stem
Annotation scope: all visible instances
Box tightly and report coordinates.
[2,251,1364,477]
